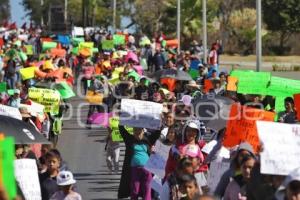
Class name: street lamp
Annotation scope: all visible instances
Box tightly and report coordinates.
[177,0,181,53]
[256,0,262,71]
[202,0,207,64]
[113,0,117,32]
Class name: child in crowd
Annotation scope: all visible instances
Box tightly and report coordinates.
[39,151,61,200]
[223,154,256,200]
[50,171,82,200]
[179,174,201,200]
[105,116,121,174]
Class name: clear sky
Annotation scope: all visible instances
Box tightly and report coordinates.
[10,0,30,27]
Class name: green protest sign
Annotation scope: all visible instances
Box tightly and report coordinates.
[235,71,271,95]
[0,137,17,200]
[71,37,85,46]
[128,70,140,82]
[18,51,28,62]
[42,41,57,52]
[71,47,79,55]
[275,96,287,113]
[0,82,6,93]
[24,45,33,55]
[113,35,126,45]
[189,68,198,80]
[55,82,75,99]
[267,76,300,97]
[92,48,99,53]
[79,42,94,50]
[7,89,14,96]
[102,40,114,50]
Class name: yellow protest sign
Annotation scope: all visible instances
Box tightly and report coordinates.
[19,67,36,80]
[79,42,94,50]
[110,117,133,142]
[29,88,60,114]
[85,90,103,104]
[25,45,33,55]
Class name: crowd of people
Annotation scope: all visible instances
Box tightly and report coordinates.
[0,23,300,200]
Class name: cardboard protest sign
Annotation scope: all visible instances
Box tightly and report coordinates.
[19,67,36,80]
[50,48,66,58]
[189,68,199,80]
[20,102,44,117]
[79,42,94,50]
[294,94,300,121]
[145,140,171,178]
[0,137,17,199]
[24,45,33,55]
[120,99,163,130]
[42,41,57,52]
[73,27,84,36]
[28,88,60,114]
[113,34,126,45]
[204,79,214,93]
[227,76,238,91]
[223,103,275,153]
[0,104,22,120]
[0,82,7,92]
[7,89,14,96]
[14,159,42,200]
[109,117,133,142]
[207,159,230,193]
[102,40,114,50]
[55,82,75,99]
[85,90,103,104]
[71,37,84,46]
[257,121,300,175]
[166,39,179,47]
[236,71,271,95]
[57,35,70,45]
[151,175,163,194]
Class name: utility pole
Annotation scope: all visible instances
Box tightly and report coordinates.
[64,0,68,22]
[256,0,262,71]
[41,0,44,26]
[202,0,207,64]
[113,0,117,32]
[177,0,181,53]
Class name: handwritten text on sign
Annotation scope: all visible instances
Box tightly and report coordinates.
[257,121,300,175]
[144,140,171,178]
[223,103,275,153]
[120,99,163,130]
[14,159,42,200]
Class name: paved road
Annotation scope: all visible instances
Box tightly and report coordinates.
[57,97,124,200]
[56,68,300,200]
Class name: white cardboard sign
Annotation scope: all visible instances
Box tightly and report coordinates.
[0,104,22,120]
[257,121,300,175]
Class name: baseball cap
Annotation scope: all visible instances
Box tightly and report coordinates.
[14,89,20,94]
[187,121,199,130]
[57,171,76,186]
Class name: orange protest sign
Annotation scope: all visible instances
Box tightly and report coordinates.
[223,103,275,153]
[204,79,214,93]
[50,48,66,58]
[160,78,176,92]
[86,90,103,104]
[227,76,238,91]
[294,94,300,121]
[166,39,179,47]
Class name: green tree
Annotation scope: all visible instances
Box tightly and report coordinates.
[262,0,300,51]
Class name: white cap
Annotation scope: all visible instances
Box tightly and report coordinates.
[187,121,198,130]
[57,171,76,186]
